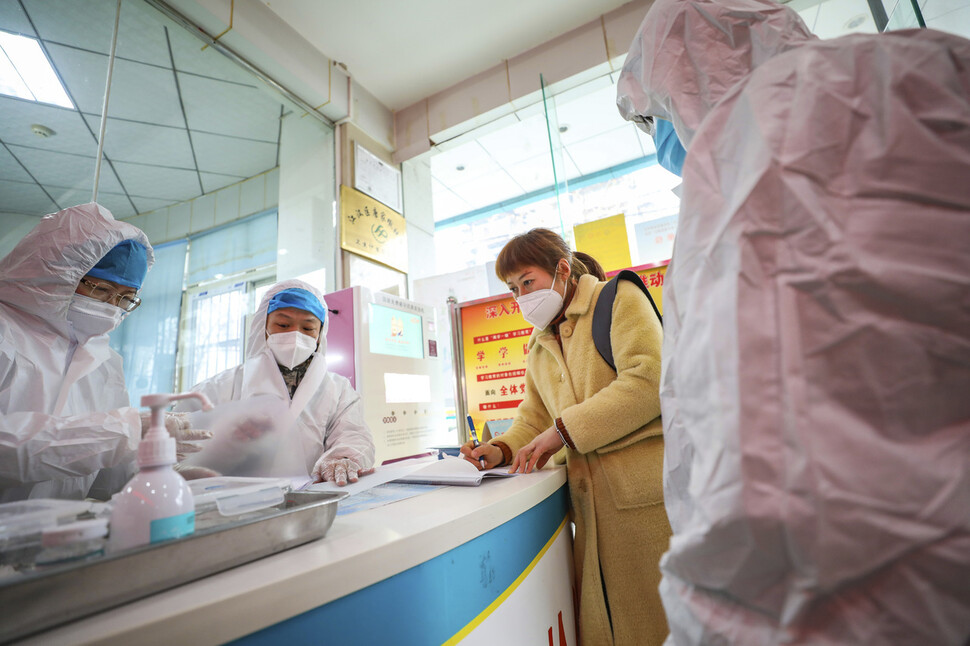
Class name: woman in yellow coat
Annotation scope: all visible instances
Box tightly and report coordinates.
[461,228,671,645]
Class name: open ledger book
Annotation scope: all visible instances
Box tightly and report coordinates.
[391,456,520,486]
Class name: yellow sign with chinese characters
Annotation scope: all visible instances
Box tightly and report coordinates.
[574,213,632,273]
[340,185,408,273]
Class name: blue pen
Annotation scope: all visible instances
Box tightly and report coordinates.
[467,415,486,469]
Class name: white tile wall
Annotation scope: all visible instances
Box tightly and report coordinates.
[215,183,242,226]
[190,193,216,233]
[239,175,265,217]
[167,202,192,239]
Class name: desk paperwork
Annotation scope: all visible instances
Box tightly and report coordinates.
[392,456,519,486]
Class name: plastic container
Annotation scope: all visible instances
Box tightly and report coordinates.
[36,518,108,565]
[0,500,92,568]
[189,477,290,529]
[109,392,213,553]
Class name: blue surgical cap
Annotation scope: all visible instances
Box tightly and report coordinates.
[267,288,327,325]
[87,239,149,289]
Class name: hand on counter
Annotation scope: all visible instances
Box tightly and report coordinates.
[312,455,375,486]
[509,426,564,474]
[459,440,503,471]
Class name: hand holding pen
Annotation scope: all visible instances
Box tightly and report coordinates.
[459,415,502,470]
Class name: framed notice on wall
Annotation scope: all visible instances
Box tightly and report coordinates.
[340,185,408,273]
[354,143,402,212]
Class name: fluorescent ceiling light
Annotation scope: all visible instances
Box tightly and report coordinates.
[0,30,73,109]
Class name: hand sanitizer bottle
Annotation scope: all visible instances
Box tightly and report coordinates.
[109,392,213,552]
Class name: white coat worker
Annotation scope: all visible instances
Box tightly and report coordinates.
[176,280,375,486]
[0,203,210,501]
[617,1,970,644]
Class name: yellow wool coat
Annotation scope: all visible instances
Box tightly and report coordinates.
[494,273,671,646]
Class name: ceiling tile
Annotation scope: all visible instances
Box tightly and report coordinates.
[554,82,630,146]
[191,132,277,177]
[48,187,134,219]
[430,141,500,187]
[167,26,255,85]
[0,97,96,156]
[113,161,200,202]
[200,172,245,194]
[11,146,125,195]
[0,1,36,36]
[179,74,281,141]
[476,112,551,168]
[635,126,657,157]
[565,125,644,176]
[432,179,472,222]
[81,114,194,168]
[450,169,524,212]
[0,144,33,183]
[131,195,178,215]
[22,0,171,67]
[503,153,556,193]
[47,43,183,126]
[0,178,58,215]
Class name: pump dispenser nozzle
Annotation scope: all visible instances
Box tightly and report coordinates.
[138,393,214,468]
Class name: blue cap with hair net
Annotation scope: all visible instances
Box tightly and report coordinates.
[267,288,327,325]
[87,239,149,289]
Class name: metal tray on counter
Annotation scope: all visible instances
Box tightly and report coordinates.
[0,490,347,644]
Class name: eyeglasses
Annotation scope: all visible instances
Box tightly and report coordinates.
[78,278,142,312]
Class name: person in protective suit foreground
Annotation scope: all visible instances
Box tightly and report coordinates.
[617,1,970,643]
[177,280,375,486]
[0,203,209,501]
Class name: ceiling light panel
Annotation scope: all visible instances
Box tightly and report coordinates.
[430,140,499,187]
[0,29,72,108]
[0,98,94,155]
[178,74,282,141]
[553,82,628,145]
[80,114,195,167]
[502,153,556,193]
[449,169,524,212]
[191,132,277,177]
[112,161,199,201]
[13,146,125,194]
[0,177,57,214]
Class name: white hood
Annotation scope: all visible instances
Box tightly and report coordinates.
[246,279,329,360]
[0,203,154,336]
[616,0,816,146]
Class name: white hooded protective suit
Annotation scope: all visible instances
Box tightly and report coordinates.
[177,280,375,478]
[0,203,154,501]
[617,1,970,644]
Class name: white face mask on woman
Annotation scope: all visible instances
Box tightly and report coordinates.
[66,294,126,340]
[266,330,318,369]
[515,271,565,330]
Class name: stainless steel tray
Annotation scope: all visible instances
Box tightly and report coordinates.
[0,490,347,644]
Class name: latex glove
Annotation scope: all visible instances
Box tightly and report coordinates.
[312,455,375,486]
[140,412,213,462]
[509,425,565,474]
[459,440,504,471]
[174,464,221,480]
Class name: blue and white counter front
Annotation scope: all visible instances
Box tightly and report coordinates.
[18,468,573,646]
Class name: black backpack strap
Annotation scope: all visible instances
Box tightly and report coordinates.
[592,270,663,372]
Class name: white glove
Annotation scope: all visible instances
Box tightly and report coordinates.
[141,412,213,462]
[230,414,276,442]
[311,455,375,486]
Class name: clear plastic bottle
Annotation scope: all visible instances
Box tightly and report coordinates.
[108,393,212,552]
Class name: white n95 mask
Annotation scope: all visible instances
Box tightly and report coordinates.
[515,272,565,330]
[266,330,318,369]
[67,294,126,340]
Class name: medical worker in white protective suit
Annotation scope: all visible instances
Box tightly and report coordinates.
[0,203,210,502]
[617,1,970,644]
[177,280,375,485]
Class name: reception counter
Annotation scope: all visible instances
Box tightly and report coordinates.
[16,467,573,646]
